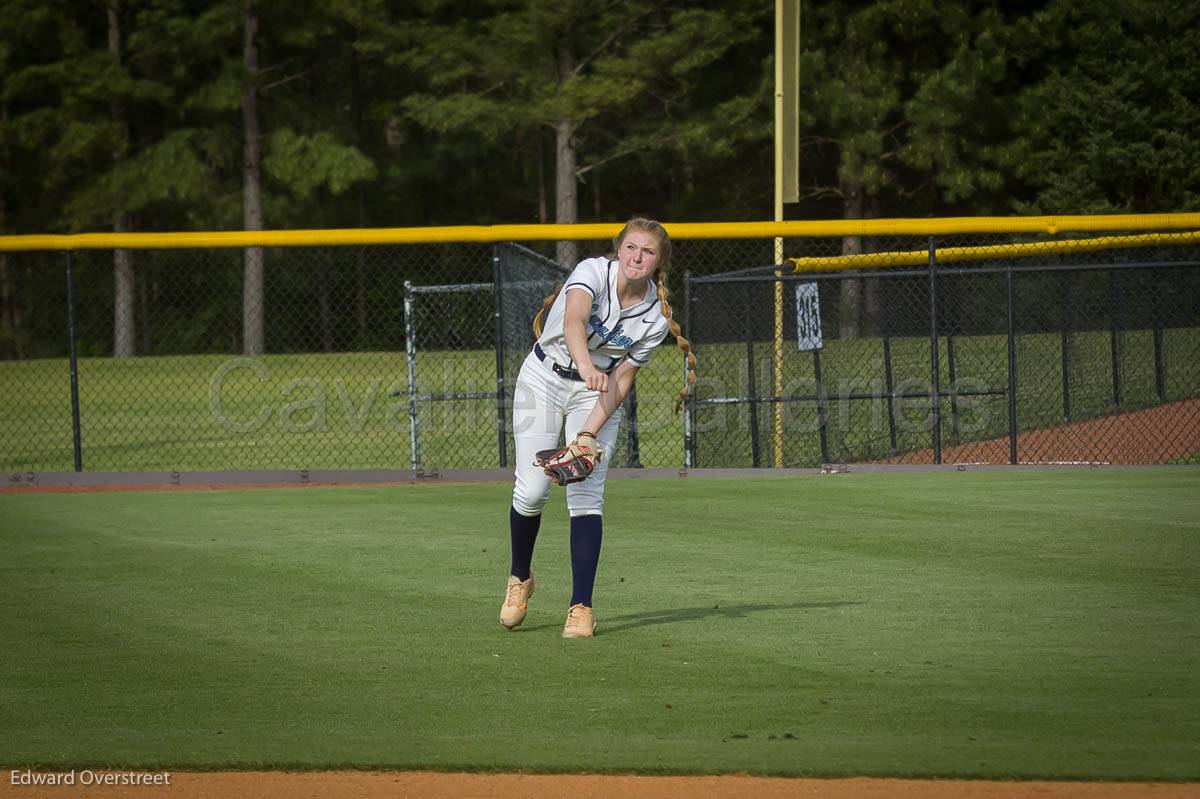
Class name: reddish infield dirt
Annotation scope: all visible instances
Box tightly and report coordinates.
[2,772,1199,799]
[881,398,1200,465]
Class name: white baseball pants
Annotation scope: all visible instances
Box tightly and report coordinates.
[511,350,622,518]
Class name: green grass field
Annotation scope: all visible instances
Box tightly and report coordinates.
[1,471,1197,779]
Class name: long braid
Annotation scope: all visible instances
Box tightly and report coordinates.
[656,279,697,414]
[531,285,563,337]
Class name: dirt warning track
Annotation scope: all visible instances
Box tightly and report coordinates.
[2,772,1199,799]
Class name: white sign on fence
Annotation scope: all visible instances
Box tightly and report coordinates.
[796,282,822,351]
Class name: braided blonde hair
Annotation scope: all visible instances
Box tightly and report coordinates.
[532,217,697,414]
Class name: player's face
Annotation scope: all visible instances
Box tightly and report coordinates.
[618,231,661,282]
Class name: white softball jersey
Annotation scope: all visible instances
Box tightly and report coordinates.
[536,256,671,373]
[511,257,671,519]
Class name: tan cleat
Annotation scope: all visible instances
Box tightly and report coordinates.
[500,575,535,630]
[562,603,596,639]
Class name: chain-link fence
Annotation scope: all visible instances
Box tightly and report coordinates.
[403,278,497,473]
[1,244,490,472]
[686,232,1200,467]
[0,237,700,473]
[1,225,1197,474]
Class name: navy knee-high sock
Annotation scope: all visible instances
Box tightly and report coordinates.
[569,514,603,607]
[509,506,541,581]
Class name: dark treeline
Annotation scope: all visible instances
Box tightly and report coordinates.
[4,0,1197,235]
[0,0,1197,358]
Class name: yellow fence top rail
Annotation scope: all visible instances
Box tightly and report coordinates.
[2,213,1200,251]
[788,230,1200,273]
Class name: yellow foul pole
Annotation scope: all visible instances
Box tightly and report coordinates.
[774,0,800,468]
[773,0,785,468]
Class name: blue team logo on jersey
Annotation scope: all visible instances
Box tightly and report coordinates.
[589,316,634,349]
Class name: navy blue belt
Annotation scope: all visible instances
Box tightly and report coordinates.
[534,343,613,382]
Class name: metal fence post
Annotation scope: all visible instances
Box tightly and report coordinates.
[1153,275,1166,403]
[683,270,694,470]
[624,385,642,468]
[813,347,829,464]
[1109,269,1122,408]
[946,333,961,446]
[1006,264,1018,465]
[1060,271,1072,422]
[882,333,898,454]
[491,251,508,468]
[927,239,942,465]
[403,280,420,471]
[744,301,761,467]
[65,252,83,472]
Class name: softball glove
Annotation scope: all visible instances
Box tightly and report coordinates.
[535,431,603,486]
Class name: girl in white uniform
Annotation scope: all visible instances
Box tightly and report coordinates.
[499,217,697,638]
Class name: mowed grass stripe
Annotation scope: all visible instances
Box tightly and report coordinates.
[0,470,1197,777]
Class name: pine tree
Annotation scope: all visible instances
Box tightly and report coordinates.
[395,0,764,263]
[798,0,1022,335]
[1005,0,1200,213]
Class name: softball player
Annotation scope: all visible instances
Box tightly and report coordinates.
[500,217,697,639]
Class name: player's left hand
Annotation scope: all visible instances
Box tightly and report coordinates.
[534,432,603,486]
[582,368,608,393]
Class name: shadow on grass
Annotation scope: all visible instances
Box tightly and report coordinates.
[519,601,861,634]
